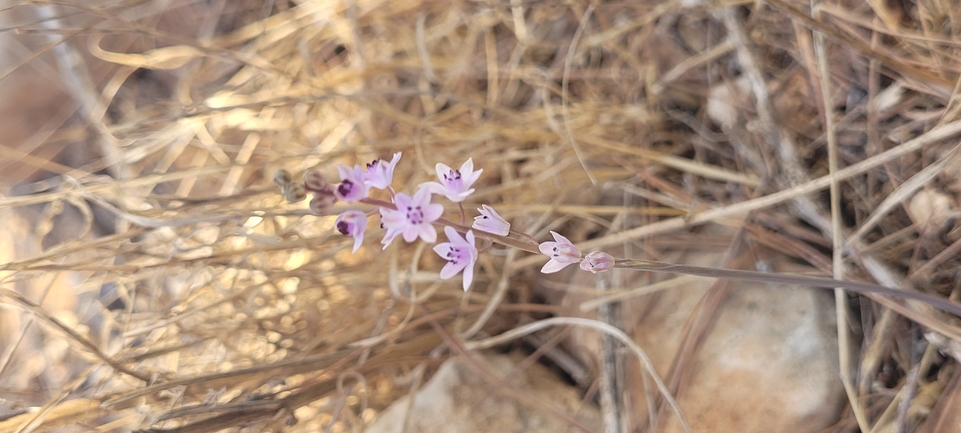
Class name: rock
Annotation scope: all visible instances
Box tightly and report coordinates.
[545,225,846,432]
[364,353,602,433]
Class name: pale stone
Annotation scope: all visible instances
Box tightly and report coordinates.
[364,354,602,433]
[545,225,846,432]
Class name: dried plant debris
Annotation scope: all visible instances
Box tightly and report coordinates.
[1,0,961,431]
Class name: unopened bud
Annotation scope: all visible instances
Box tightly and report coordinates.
[283,182,307,203]
[273,168,292,187]
[303,168,328,192]
[580,251,614,274]
[309,193,337,215]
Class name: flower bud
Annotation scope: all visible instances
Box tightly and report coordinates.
[273,168,292,187]
[309,193,337,215]
[472,205,510,236]
[580,251,614,274]
[283,182,307,203]
[303,168,328,192]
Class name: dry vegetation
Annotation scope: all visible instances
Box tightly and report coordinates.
[2,0,961,431]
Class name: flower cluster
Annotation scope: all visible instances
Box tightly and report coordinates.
[280,151,615,291]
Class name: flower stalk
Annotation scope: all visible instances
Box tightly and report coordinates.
[273,152,961,319]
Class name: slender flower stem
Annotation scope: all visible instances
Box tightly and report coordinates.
[458,202,466,225]
[356,197,961,317]
[477,238,494,254]
[614,259,961,317]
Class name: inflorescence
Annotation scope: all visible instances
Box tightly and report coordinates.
[275,152,614,291]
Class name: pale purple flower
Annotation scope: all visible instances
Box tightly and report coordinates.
[472,205,510,236]
[432,226,478,291]
[580,251,614,274]
[365,152,402,190]
[538,231,581,273]
[335,210,368,253]
[335,164,370,202]
[380,186,445,246]
[420,158,482,202]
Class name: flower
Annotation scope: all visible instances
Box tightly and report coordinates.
[472,205,510,236]
[432,226,478,291]
[335,211,368,253]
[364,152,402,190]
[335,164,370,202]
[538,231,581,273]
[420,158,482,202]
[580,251,614,273]
[380,186,445,246]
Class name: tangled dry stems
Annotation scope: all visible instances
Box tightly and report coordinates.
[1,0,961,431]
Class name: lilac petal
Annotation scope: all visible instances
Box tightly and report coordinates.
[461,159,482,184]
[432,242,450,257]
[550,231,573,245]
[461,259,474,291]
[434,162,454,182]
[422,203,445,223]
[417,223,437,243]
[411,186,432,206]
[381,228,401,249]
[402,224,420,243]
[420,181,444,196]
[337,165,353,181]
[538,242,557,256]
[541,259,571,274]
[380,208,406,228]
[440,260,466,279]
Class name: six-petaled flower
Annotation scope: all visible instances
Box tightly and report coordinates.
[335,210,368,253]
[472,205,510,236]
[433,226,478,291]
[421,158,482,202]
[380,186,445,246]
[335,164,370,202]
[538,231,582,273]
[365,152,402,190]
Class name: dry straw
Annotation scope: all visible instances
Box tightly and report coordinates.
[2,0,961,431]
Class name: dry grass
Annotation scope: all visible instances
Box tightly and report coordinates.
[2,0,961,431]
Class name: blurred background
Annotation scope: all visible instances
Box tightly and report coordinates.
[1,0,961,431]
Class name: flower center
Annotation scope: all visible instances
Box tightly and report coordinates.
[367,160,380,170]
[405,205,424,224]
[443,169,462,181]
[338,179,354,196]
[552,244,578,259]
[336,220,350,235]
[445,246,469,265]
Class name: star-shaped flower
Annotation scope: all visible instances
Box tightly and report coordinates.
[472,204,510,236]
[335,210,368,253]
[365,152,402,190]
[380,186,445,246]
[420,158,482,202]
[432,226,478,291]
[335,164,370,203]
[538,231,582,273]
